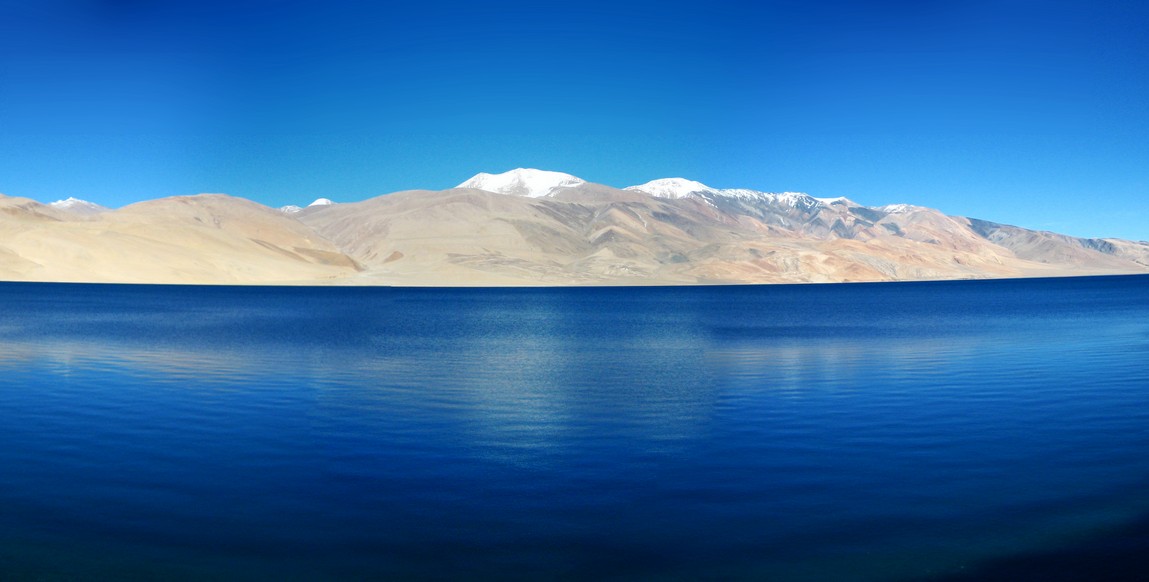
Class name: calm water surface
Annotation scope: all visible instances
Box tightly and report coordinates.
[1,276,1148,580]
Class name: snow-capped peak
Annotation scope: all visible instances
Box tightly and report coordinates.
[51,197,96,208]
[624,178,716,199]
[279,198,334,213]
[49,197,109,215]
[457,168,586,198]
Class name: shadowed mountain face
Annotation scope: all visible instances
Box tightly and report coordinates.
[966,218,1149,270]
[2,170,1147,285]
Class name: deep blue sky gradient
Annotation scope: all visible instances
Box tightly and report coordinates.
[1,1,1147,239]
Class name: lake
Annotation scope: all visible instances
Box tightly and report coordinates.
[1,275,1148,580]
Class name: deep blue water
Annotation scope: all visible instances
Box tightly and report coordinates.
[1,275,1148,581]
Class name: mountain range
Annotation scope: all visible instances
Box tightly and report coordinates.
[2,168,1147,285]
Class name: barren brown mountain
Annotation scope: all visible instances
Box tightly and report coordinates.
[2,169,1146,285]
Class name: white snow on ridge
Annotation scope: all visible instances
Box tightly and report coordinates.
[457,168,586,198]
[881,203,921,214]
[626,179,824,208]
[721,190,817,207]
[815,196,852,205]
[280,205,303,214]
[624,178,716,199]
[769,192,820,208]
[308,198,335,207]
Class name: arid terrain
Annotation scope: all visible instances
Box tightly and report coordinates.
[3,169,1147,285]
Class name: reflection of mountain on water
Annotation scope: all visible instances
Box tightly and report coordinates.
[0,284,726,450]
[354,291,723,455]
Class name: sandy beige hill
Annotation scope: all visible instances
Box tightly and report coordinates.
[0,193,359,284]
[2,175,1147,286]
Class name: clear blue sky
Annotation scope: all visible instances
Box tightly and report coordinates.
[2,1,1147,240]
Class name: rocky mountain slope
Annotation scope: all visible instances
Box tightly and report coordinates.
[2,168,1146,285]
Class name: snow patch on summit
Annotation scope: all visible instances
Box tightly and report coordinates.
[49,197,109,215]
[457,168,586,198]
[881,204,922,214]
[624,178,716,199]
